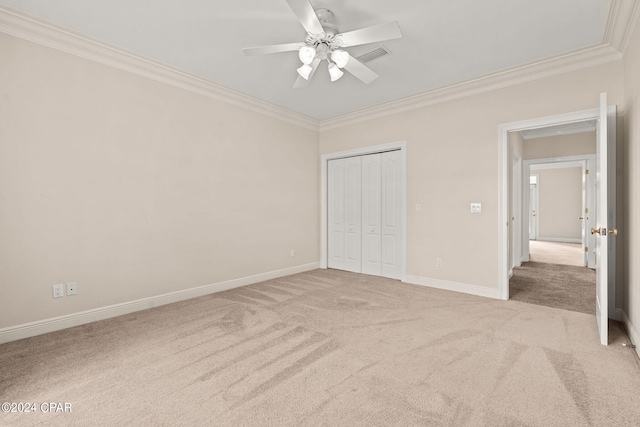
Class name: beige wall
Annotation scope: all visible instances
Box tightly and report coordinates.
[523,131,596,160]
[320,62,624,290]
[2,14,639,348]
[534,167,583,241]
[623,16,640,348]
[0,34,319,328]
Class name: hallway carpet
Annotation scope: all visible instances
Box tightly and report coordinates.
[529,241,583,266]
[1,269,638,426]
[509,261,596,314]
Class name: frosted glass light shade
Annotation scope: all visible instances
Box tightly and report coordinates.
[331,49,350,68]
[298,46,316,65]
[297,64,313,80]
[328,62,344,82]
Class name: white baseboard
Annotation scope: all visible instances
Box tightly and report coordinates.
[621,309,640,359]
[537,237,582,244]
[0,262,319,345]
[508,269,514,279]
[405,275,501,300]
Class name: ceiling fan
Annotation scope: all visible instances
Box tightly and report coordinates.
[242,0,402,88]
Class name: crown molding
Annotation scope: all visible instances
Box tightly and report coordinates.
[0,6,320,131]
[321,1,639,131]
[2,3,636,134]
[603,0,640,54]
[603,0,621,45]
[319,44,622,131]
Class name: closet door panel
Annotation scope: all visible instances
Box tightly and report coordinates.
[361,153,382,275]
[381,150,403,279]
[328,159,345,270]
[343,156,362,272]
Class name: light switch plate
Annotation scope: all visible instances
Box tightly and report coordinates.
[470,203,482,213]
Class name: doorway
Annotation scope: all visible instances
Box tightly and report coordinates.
[524,157,596,268]
[511,134,596,314]
[498,99,618,346]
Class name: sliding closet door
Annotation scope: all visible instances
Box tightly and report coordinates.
[381,150,403,279]
[328,157,362,273]
[361,154,382,275]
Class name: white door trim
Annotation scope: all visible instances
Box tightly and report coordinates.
[498,108,611,300]
[321,141,407,282]
[511,152,523,269]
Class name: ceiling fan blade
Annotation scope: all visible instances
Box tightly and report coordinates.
[293,75,309,89]
[336,21,402,47]
[286,0,325,35]
[343,57,379,84]
[294,57,321,88]
[243,42,306,56]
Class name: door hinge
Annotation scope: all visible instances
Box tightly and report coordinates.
[585,169,590,175]
[584,247,588,252]
[585,208,589,214]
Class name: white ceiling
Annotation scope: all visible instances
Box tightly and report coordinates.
[0,0,610,120]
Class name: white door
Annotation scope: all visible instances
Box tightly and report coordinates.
[581,163,588,267]
[529,183,538,240]
[586,160,597,269]
[328,157,362,273]
[381,150,403,279]
[594,92,617,346]
[344,156,363,272]
[328,159,345,270]
[361,154,382,275]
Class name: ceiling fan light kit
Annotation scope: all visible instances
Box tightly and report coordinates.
[298,46,316,65]
[327,62,344,81]
[331,49,350,68]
[297,63,313,79]
[242,0,402,88]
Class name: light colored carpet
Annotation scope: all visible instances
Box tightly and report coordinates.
[509,262,595,314]
[1,269,639,426]
[529,240,583,266]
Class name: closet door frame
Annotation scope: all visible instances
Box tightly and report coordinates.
[320,140,407,282]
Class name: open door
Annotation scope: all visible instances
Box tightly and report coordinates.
[581,162,588,267]
[529,180,538,240]
[594,92,617,346]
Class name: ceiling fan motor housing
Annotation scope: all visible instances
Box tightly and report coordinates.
[315,8,338,35]
[304,9,342,56]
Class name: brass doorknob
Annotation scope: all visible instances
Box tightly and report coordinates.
[579,216,584,220]
[609,229,618,236]
[591,227,602,235]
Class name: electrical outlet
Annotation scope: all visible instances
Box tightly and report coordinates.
[290,249,295,258]
[436,257,443,267]
[67,282,77,296]
[52,284,64,298]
